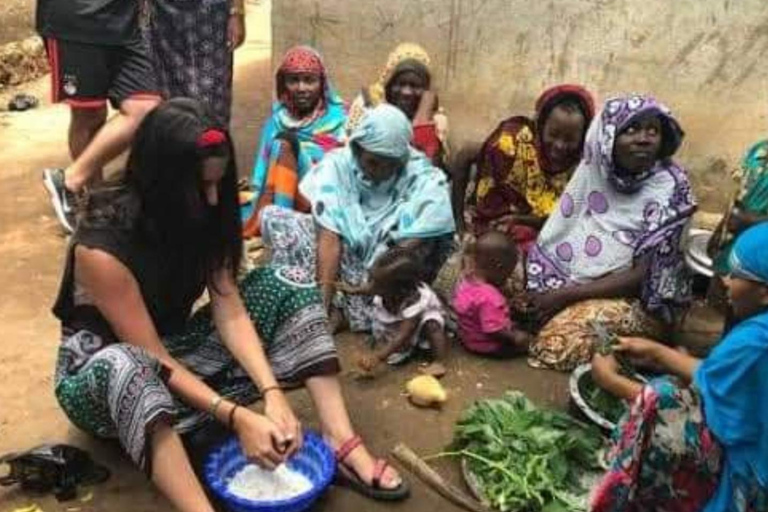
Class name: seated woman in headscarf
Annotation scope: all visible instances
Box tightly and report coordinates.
[261,104,455,332]
[524,94,696,371]
[588,222,768,512]
[462,85,595,252]
[346,43,448,169]
[242,46,347,238]
[708,140,768,327]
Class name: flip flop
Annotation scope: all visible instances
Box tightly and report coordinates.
[333,435,410,501]
[0,444,110,501]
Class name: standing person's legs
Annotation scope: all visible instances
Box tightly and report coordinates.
[69,105,108,161]
[43,38,112,232]
[63,95,159,192]
[66,36,161,191]
[43,37,161,232]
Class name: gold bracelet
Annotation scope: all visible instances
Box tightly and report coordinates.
[229,6,245,16]
[209,395,224,417]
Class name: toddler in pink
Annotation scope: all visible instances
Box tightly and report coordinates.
[452,231,530,356]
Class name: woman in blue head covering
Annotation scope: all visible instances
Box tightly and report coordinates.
[260,104,455,331]
[590,222,768,511]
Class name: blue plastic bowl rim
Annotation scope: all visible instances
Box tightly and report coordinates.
[204,429,336,510]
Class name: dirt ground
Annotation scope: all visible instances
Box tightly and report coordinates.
[0,3,725,512]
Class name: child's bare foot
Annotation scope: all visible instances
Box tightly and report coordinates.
[419,362,447,378]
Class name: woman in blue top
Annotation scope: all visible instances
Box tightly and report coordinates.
[591,222,768,511]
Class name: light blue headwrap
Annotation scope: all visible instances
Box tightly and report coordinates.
[300,104,455,268]
[696,222,768,511]
[727,222,768,284]
[349,103,413,160]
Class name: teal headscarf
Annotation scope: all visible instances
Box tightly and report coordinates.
[714,140,768,275]
[300,104,455,268]
[696,223,768,511]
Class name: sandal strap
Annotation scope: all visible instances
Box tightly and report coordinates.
[371,459,388,490]
[335,435,363,463]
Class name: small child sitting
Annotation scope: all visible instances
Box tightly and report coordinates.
[452,231,530,357]
[357,248,449,377]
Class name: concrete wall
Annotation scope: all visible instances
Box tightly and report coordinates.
[273,0,768,211]
[0,0,35,45]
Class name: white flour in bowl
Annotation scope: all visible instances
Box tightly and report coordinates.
[227,464,313,501]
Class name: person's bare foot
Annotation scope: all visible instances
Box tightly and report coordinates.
[419,362,447,378]
[329,436,402,490]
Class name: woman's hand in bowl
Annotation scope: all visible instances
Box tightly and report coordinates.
[264,390,302,457]
[232,408,288,470]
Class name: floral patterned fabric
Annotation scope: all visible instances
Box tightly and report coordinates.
[145,0,233,126]
[260,206,371,331]
[465,85,594,249]
[527,94,696,327]
[529,298,664,371]
[590,378,723,512]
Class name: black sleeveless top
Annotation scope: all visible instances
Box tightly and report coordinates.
[52,189,207,341]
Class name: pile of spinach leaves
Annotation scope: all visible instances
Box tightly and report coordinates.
[450,391,605,511]
[579,371,628,425]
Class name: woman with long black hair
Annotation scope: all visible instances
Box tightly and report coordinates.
[52,98,408,511]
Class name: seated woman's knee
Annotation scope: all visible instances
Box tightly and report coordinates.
[96,344,167,386]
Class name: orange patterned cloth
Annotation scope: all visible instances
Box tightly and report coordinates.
[528,298,664,372]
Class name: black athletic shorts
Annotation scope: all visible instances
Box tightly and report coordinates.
[44,37,161,110]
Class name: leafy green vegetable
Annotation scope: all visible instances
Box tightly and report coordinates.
[448,391,605,512]
[590,320,635,376]
[578,371,627,425]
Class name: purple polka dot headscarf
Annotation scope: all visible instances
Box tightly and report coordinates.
[526,94,697,322]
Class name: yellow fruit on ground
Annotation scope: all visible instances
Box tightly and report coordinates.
[406,375,447,408]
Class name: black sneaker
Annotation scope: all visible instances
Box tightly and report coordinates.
[42,168,77,233]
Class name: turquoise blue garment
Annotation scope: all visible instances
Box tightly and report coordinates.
[300,104,455,268]
[347,102,413,159]
[714,140,768,275]
[243,82,347,220]
[695,223,768,512]
[726,210,768,284]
